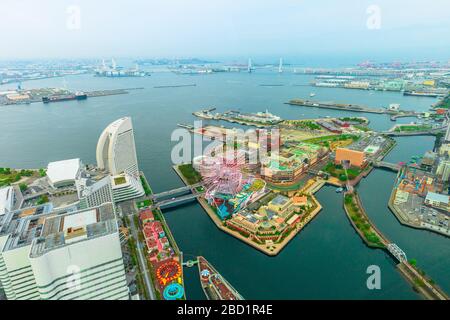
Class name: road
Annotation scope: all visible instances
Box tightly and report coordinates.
[126,208,157,300]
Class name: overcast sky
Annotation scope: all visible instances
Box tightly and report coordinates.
[1,0,449,61]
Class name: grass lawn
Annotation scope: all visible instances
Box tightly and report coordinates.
[303,134,359,147]
[344,194,384,248]
[323,161,361,181]
[136,199,152,209]
[0,168,35,187]
[178,164,202,185]
[394,125,432,132]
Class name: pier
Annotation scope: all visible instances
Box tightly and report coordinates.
[286,99,420,119]
[382,126,445,137]
[198,256,244,300]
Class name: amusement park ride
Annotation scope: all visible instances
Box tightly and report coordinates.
[196,152,266,220]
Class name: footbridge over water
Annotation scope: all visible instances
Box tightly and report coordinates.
[150,183,203,200]
[387,243,407,263]
[372,161,402,172]
[151,190,205,210]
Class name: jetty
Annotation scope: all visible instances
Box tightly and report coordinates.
[197,256,244,300]
[286,99,420,119]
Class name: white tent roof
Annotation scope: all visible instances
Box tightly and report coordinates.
[47,158,81,185]
[0,186,14,216]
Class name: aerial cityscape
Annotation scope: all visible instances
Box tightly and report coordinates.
[0,0,449,307]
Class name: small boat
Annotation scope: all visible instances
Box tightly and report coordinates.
[310,93,316,97]
[336,187,344,193]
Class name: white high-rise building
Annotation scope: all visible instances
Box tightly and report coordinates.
[96,117,139,177]
[77,175,114,209]
[445,123,450,142]
[0,203,129,300]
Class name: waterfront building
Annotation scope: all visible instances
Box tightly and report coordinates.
[46,158,82,189]
[0,186,15,216]
[77,175,113,209]
[445,124,450,143]
[394,190,410,205]
[0,204,54,300]
[344,81,370,90]
[438,144,450,157]
[267,195,294,218]
[96,117,139,177]
[0,202,129,300]
[111,173,145,203]
[335,148,366,168]
[436,159,450,182]
[424,192,449,212]
[420,151,437,172]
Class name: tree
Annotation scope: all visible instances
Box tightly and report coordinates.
[19,183,27,192]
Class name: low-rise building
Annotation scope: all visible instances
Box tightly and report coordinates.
[335,148,366,168]
[394,189,409,205]
[267,195,294,218]
[46,158,82,189]
[425,192,449,212]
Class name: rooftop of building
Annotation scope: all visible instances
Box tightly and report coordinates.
[29,202,116,257]
[0,186,15,216]
[0,203,55,251]
[270,195,291,206]
[47,158,81,185]
[426,192,449,204]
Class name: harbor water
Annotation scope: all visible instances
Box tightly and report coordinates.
[0,70,447,299]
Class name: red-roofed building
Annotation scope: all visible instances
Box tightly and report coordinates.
[143,223,154,239]
[140,210,155,224]
[150,221,165,238]
[157,237,170,251]
[145,238,158,252]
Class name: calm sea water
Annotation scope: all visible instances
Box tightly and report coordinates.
[0,71,447,299]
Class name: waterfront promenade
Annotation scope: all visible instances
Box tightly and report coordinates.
[343,192,448,300]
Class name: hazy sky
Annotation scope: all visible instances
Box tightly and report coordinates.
[1,0,449,61]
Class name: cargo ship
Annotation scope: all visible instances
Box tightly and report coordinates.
[198,256,244,300]
[403,91,445,98]
[42,92,87,103]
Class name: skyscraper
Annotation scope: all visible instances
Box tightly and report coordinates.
[0,203,129,300]
[95,117,145,203]
[96,117,139,177]
[445,123,450,142]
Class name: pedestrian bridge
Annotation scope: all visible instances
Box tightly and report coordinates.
[372,161,402,172]
[150,183,203,200]
[387,243,407,263]
[151,191,205,210]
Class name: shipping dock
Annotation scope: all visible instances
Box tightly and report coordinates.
[192,108,283,127]
[286,98,386,114]
[1,87,144,106]
[197,256,244,300]
[286,98,422,120]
